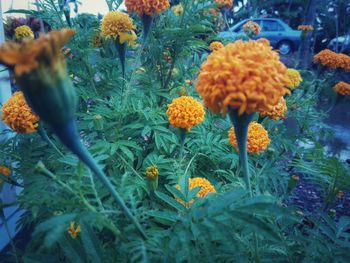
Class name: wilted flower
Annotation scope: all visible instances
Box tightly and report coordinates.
[172,4,184,16]
[243,21,261,35]
[286,68,303,89]
[125,0,170,16]
[215,0,233,9]
[166,96,205,131]
[333,81,350,96]
[1,91,39,133]
[196,40,289,115]
[298,25,314,31]
[67,221,81,239]
[176,177,216,207]
[228,122,270,154]
[101,11,137,46]
[15,25,34,40]
[210,41,224,51]
[259,96,287,120]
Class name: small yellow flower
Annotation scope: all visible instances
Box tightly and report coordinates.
[259,96,287,120]
[172,4,184,16]
[243,21,261,35]
[1,91,39,133]
[210,41,224,51]
[176,177,216,207]
[228,122,270,154]
[15,25,34,41]
[285,68,302,89]
[146,165,158,180]
[67,221,81,239]
[166,96,205,131]
[100,11,137,46]
[333,81,350,96]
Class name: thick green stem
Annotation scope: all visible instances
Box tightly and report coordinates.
[115,41,127,79]
[179,128,187,159]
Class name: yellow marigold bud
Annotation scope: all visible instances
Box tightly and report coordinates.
[196,40,289,115]
[15,25,34,41]
[259,96,287,120]
[172,4,184,16]
[228,122,270,154]
[298,25,314,31]
[0,166,11,177]
[176,177,216,207]
[67,221,81,239]
[1,91,39,133]
[166,96,205,131]
[210,41,224,51]
[333,81,350,96]
[125,0,170,16]
[100,11,137,46]
[146,165,158,180]
[285,68,302,89]
[243,21,261,35]
[215,0,233,9]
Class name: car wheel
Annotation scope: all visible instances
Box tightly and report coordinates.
[277,41,293,55]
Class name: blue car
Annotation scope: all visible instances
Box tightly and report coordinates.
[218,18,301,55]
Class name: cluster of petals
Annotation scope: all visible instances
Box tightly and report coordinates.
[210,41,224,51]
[166,96,205,131]
[196,40,289,115]
[15,25,34,40]
[333,82,350,96]
[243,21,261,35]
[146,165,159,180]
[176,177,216,207]
[285,68,303,89]
[260,97,287,120]
[0,166,11,177]
[228,122,270,154]
[314,49,350,71]
[298,25,314,31]
[125,0,170,16]
[215,0,233,9]
[1,91,39,133]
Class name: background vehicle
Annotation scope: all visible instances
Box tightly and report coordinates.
[328,35,350,54]
[218,18,301,55]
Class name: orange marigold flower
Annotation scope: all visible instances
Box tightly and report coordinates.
[215,0,233,9]
[1,91,39,133]
[333,81,350,96]
[166,96,205,131]
[67,221,81,239]
[256,38,270,46]
[298,25,314,31]
[210,41,224,51]
[243,21,261,35]
[0,166,11,177]
[176,177,216,207]
[125,0,170,16]
[285,68,302,89]
[15,25,34,41]
[196,40,289,115]
[260,96,287,120]
[228,122,270,154]
[314,49,350,71]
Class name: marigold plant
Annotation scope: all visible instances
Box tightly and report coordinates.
[125,0,170,16]
[228,122,270,154]
[260,96,287,120]
[243,21,261,35]
[1,91,39,133]
[286,68,303,89]
[166,96,205,131]
[215,0,233,9]
[314,49,350,71]
[210,41,224,51]
[333,81,350,96]
[146,165,159,180]
[196,40,289,115]
[298,25,314,31]
[15,25,34,40]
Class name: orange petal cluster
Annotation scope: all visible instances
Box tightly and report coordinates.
[1,91,39,133]
[176,177,216,207]
[196,40,289,115]
[333,82,350,96]
[259,97,287,120]
[166,96,205,131]
[0,166,11,177]
[298,25,314,31]
[215,0,233,9]
[314,49,350,71]
[125,0,170,16]
[243,21,261,35]
[210,41,224,51]
[228,122,270,154]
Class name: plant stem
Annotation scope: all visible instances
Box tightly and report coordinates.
[0,208,19,263]
[179,128,187,159]
[37,124,65,157]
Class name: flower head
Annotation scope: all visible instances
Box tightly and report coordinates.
[259,96,287,120]
[0,166,10,177]
[125,0,170,16]
[243,21,261,35]
[256,38,270,46]
[172,4,184,16]
[196,40,289,115]
[285,68,302,89]
[101,11,137,45]
[228,122,270,154]
[15,25,34,41]
[67,221,81,239]
[146,165,158,180]
[1,91,39,133]
[176,177,216,207]
[314,49,350,71]
[210,41,224,51]
[166,96,205,131]
[215,0,233,9]
[298,25,314,31]
[333,81,350,96]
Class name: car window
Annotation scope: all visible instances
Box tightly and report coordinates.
[261,21,285,32]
